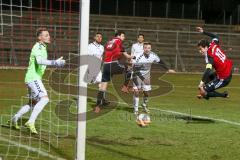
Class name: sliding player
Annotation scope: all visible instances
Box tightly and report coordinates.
[196,27,232,99]
[8,27,65,134]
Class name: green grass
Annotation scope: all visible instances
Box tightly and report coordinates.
[0,69,240,160]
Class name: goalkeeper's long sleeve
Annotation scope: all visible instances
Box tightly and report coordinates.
[36,56,55,66]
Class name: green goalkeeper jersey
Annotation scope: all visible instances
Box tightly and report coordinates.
[25,42,48,83]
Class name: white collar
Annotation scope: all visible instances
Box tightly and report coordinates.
[93,41,101,47]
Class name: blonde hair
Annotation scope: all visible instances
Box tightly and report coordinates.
[36,27,48,37]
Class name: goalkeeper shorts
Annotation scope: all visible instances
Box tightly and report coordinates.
[26,79,48,101]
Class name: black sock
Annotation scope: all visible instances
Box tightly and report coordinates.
[123,80,130,86]
[103,91,106,99]
[126,71,132,80]
[207,91,226,97]
[103,91,108,102]
[123,70,132,86]
[96,90,105,106]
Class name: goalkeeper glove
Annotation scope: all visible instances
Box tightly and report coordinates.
[54,57,65,67]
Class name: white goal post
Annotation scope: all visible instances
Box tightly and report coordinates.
[76,0,90,160]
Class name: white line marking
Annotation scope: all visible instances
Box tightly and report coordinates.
[0,136,66,160]
[151,108,240,126]
[2,98,240,126]
[113,101,240,126]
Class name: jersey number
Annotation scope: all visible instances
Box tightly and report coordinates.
[215,48,226,63]
[106,39,116,49]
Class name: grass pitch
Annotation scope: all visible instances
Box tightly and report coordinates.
[0,69,240,160]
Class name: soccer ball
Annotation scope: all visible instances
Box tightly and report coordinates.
[136,113,151,127]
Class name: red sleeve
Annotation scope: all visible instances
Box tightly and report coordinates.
[114,39,123,59]
[207,42,216,57]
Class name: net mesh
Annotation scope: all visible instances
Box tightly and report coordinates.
[0,1,79,159]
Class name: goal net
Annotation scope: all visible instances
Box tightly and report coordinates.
[0,0,80,159]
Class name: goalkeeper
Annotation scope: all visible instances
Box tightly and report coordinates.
[8,27,65,134]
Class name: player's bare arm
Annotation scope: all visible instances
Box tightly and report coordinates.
[122,51,134,59]
[158,60,176,73]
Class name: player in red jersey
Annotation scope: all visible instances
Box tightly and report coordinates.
[94,31,133,112]
[196,27,233,99]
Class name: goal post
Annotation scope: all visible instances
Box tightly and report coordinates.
[76,0,90,160]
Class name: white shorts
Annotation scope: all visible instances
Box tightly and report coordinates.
[85,55,102,84]
[133,82,151,91]
[26,80,48,101]
[85,69,102,84]
[132,72,151,91]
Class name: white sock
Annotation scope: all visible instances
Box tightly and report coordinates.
[12,105,31,122]
[133,95,139,111]
[27,97,49,124]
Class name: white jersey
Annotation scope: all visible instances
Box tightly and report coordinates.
[88,42,104,59]
[133,52,160,75]
[86,42,104,84]
[131,42,144,57]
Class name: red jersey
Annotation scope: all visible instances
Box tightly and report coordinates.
[104,37,124,63]
[207,41,232,79]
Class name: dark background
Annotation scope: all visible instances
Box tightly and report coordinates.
[2,0,240,24]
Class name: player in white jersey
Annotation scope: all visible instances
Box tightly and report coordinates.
[132,42,175,114]
[131,34,144,57]
[86,32,104,84]
[121,34,145,93]
[86,32,110,106]
[8,28,65,134]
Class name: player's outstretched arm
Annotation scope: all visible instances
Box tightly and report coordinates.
[167,69,176,73]
[36,56,66,67]
[196,27,219,42]
[158,60,176,73]
[196,27,204,33]
[122,52,134,59]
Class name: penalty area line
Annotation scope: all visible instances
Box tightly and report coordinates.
[0,136,66,160]
[113,101,240,127]
[151,108,240,126]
